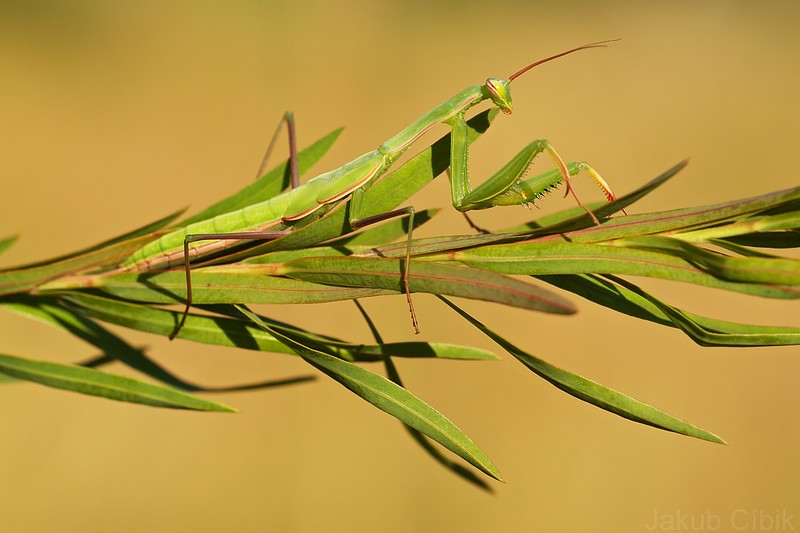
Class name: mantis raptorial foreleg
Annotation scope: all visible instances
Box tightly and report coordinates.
[453,138,619,212]
[459,151,616,234]
[121,40,626,340]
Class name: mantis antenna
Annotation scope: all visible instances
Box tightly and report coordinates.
[508,39,621,82]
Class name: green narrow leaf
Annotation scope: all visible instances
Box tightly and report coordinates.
[447,241,799,299]
[541,274,800,346]
[41,267,393,304]
[236,304,503,481]
[0,233,167,297]
[0,208,187,297]
[64,294,497,361]
[0,209,185,273]
[204,303,500,362]
[600,275,800,347]
[616,235,800,285]
[244,245,354,265]
[710,238,785,259]
[675,211,800,244]
[324,208,441,247]
[280,255,577,314]
[438,296,726,444]
[4,300,316,392]
[539,273,673,326]
[0,235,18,258]
[722,230,800,249]
[244,232,520,265]
[1,296,206,390]
[382,357,493,491]
[63,293,297,353]
[509,182,800,245]
[351,301,492,492]
[0,352,235,412]
[368,231,524,259]
[0,208,186,298]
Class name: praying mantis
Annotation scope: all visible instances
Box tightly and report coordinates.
[121,40,623,339]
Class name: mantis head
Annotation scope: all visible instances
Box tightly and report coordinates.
[485,78,513,115]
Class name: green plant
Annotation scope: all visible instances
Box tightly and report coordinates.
[2,110,798,489]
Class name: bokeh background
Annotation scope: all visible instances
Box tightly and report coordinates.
[1,1,799,531]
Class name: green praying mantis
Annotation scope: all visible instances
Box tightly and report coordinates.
[121,39,624,339]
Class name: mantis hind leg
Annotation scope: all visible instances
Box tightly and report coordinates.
[350,204,419,334]
[169,113,303,340]
[255,111,299,188]
[169,229,291,340]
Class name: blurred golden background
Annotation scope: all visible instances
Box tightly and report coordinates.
[1,1,798,531]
